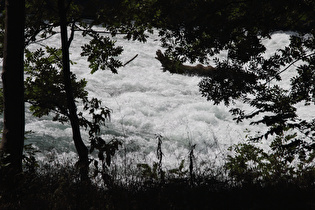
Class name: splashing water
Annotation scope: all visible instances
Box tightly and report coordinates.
[19,30,314,169]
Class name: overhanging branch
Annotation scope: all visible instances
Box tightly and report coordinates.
[123,54,138,66]
[265,52,315,85]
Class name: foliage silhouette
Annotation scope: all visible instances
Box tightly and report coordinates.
[154,0,315,174]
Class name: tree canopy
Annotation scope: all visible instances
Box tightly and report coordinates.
[152,0,315,176]
[1,0,156,181]
[0,0,314,184]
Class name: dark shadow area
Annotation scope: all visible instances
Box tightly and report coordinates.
[1,163,314,210]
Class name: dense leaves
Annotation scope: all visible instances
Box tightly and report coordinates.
[24,45,121,183]
[19,0,155,183]
[152,0,315,179]
[227,132,315,186]
[81,32,123,74]
[1,0,314,186]
[199,60,257,106]
[24,47,88,120]
[155,0,315,134]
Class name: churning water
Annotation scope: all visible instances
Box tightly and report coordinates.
[4,29,314,168]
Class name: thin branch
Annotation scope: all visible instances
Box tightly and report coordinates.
[27,33,58,46]
[123,54,138,66]
[265,52,315,85]
[26,100,69,118]
[24,22,60,46]
[68,21,76,48]
[74,28,128,35]
[32,42,48,48]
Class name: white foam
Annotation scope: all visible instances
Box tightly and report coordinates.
[22,29,314,169]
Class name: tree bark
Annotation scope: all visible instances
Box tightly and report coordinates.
[155,50,216,77]
[0,0,25,177]
[58,0,89,181]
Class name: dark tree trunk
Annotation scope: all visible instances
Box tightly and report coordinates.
[58,0,89,181]
[0,0,25,177]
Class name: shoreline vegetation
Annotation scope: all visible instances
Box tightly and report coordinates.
[1,141,315,210]
[1,0,314,209]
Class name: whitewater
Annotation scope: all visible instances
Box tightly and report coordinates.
[2,29,314,169]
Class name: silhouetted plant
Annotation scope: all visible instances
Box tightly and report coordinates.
[226,131,315,186]
[24,46,122,183]
[168,159,187,179]
[156,134,165,182]
[91,137,122,187]
[156,0,315,182]
[22,144,39,174]
[189,144,196,185]
[137,134,165,183]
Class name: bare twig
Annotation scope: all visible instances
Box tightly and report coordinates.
[123,54,138,66]
[265,52,315,84]
[67,21,76,48]
[74,28,129,35]
[29,33,58,45]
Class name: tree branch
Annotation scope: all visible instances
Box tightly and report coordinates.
[74,28,129,35]
[123,54,138,66]
[67,21,76,48]
[28,33,57,46]
[265,52,315,84]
